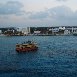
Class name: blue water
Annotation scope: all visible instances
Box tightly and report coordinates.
[0,36,77,77]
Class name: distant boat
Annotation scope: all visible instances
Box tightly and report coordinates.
[16,41,38,52]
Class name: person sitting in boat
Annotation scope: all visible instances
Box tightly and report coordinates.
[26,40,32,44]
[23,42,26,44]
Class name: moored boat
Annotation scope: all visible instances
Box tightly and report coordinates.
[16,41,38,52]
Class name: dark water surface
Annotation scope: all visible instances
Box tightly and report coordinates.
[0,36,77,77]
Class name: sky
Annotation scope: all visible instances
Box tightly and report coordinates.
[0,0,77,27]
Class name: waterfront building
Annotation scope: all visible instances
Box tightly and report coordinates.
[59,27,65,30]
[21,28,28,35]
[64,30,70,35]
[0,30,2,34]
[18,27,30,35]
[34,31,41,34]
[29,26,77,35]
[0,26,77,36]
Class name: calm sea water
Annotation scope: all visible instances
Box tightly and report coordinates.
[0,36,77,77]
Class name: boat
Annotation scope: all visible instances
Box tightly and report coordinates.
[16,41,38,52]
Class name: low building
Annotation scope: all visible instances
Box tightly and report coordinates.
[34,31,41,34]
[0,30,2,34]
[59,27,65,30]
[29,26,77,35]
[64,30,70,35]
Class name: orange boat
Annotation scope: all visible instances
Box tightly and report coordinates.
[16,41,38,52]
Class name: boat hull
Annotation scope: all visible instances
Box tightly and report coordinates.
[16,47,38,52]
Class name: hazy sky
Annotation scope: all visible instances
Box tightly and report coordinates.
[0,0,77,27]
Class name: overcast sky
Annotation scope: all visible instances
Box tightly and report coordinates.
[0,0,77,27]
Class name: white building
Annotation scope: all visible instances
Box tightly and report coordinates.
[52,28,59,33]
[72,27,77,33]
[59,27,65,30]
[64,30,70,35]
[0,30,2,34]
[34,31,41,34]
[21,27,30,35]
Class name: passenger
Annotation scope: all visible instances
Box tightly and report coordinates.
[24,42,25,44]
[27,40,31,44]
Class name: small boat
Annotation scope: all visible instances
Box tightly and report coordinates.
[16,41,38,52]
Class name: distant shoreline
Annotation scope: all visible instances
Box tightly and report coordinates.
[0,34,74,36]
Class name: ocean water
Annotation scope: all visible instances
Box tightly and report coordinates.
[0,36,77,77]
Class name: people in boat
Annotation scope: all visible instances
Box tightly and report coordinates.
[26,40,32,44]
